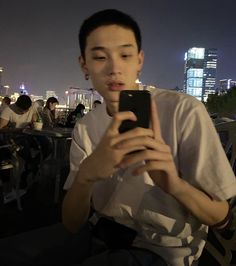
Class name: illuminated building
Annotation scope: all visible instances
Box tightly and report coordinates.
[184,47,217,101]
[30,95,44,102]
[46,90,57,99]
[203,48,218,101]
[219,79,236,92]
[65,87,103,110]
[3,85,10,95]
[19,83,29,95]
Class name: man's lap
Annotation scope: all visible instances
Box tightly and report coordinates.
[0,222,167,266]
[78,248,167,266]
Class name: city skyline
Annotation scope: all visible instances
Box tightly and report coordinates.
[0,0,236,100]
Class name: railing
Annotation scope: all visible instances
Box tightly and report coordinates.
[200,120,236,265]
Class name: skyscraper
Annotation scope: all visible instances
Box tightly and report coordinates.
[203,48,218,101]
[184,47,217,101]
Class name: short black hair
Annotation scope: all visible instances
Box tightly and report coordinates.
[15,95,32,111]
[2,96,11,105]
[79,9,142,59]
[93,100,101,104]
[45,97,59,109]
[75,103,85,112]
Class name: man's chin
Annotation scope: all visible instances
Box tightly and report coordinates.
[106,101,119,116]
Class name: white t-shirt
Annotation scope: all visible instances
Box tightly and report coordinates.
[0,103,9,114]
[64,88,236,265]
[0,103,35,128]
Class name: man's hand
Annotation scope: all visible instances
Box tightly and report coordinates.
[79,99,181,196]
[79,111,153,184]
[116,99,181,195]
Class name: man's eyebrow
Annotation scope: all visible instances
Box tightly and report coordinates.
[90,44,135,52]
[90,46,105,52]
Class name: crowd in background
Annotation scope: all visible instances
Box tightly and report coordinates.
[0,95,102,130]
[0,94,102,204]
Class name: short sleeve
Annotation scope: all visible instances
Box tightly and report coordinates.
[63,123,93,190]
[178,102,236,200]
[0,106,11,121]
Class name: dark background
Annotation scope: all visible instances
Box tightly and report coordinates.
[0,0,236,99]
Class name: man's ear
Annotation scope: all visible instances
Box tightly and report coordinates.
[138,50,144,71]
[78,56,88,75]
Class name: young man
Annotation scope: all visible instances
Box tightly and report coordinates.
[0,94,36,128]
[62,9,236,266]
[0,9,235,266]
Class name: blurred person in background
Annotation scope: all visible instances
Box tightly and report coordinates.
[32,99,45,121]
[0,95,36,129]
[0,96,11,114]
[92,99,101,109]
[0,95,39,190]
[66,103,85,128]
[0,96,13,201]
[42,97,59,128]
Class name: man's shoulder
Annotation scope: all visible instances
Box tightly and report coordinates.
[74,102,111,139]
[28,105,36,115]
[151,87,203,109]
[80,103,108,124]
[0,104,13,116]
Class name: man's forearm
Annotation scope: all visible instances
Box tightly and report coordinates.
[0,118,9,129]
[62,173,94,233]
[172,179,229,227]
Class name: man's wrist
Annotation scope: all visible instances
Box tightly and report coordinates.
[75,158,96,187]
[168,178,188,198]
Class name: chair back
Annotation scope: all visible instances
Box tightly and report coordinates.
[215,121,236,173]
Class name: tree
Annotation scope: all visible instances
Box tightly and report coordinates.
[206,86,236,119]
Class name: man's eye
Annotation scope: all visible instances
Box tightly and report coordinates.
[122,54,132,58]
[93,56,106,60]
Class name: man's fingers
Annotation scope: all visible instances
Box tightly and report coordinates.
[119,149,172,169]
[115,135,168,152]
[151,98,163,142]
[108,111,137,134]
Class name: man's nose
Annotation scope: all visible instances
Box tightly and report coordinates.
[108,57,122,76]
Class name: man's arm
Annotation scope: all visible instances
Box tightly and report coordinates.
[0,118,9,129]
[171,179,230,228]
[148,98,233,228]
[117,99,235,228]
[62,111,140,233]
[32,113,37,123]
[62,160,94,233]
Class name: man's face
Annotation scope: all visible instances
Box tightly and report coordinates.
[18,108,29,114]
[80,25,144,115]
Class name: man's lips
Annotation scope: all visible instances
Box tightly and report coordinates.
[107,82,126,91]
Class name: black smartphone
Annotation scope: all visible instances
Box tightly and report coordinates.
[119,90,151,133]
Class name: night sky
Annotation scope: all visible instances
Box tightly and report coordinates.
[0,0,236,101]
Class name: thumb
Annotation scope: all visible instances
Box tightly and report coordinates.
[151,98,164,142]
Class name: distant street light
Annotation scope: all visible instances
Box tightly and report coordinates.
[3,85,10,95]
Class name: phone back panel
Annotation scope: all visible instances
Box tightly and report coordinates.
[119,90,150,133]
